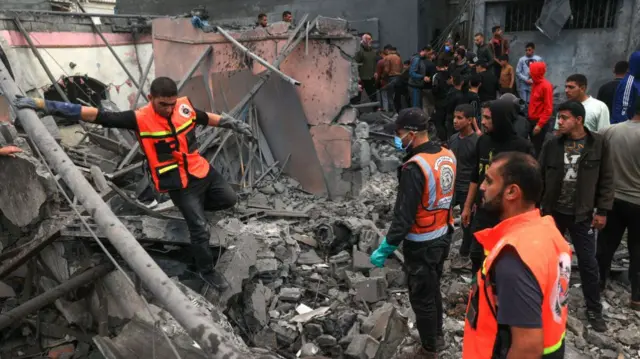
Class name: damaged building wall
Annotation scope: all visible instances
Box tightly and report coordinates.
[152,18,367,198]
[117,0,454,62]
[0,13,153,111]
[473,0,640,101]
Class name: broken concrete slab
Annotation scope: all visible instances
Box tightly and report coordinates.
[279,287,303,302]
[270,321,299,346]
[213,233,259,305]
[374,307,408,359]
[352,246,374,272]
[345,334,379,359]
[297,249,324,265]
[244,282,269,331]
[0,153,53,227]
[354,276,387,303]
[362,303,394,340]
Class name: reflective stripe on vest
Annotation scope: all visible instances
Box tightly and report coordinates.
[135,97,210,192]
[463,211,570,359]
[405,150,456,242]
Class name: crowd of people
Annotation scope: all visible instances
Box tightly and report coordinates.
[364,25,640,359]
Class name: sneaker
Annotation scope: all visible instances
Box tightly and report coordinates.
[586,310,607,333]
[450,256,472,271]
[630,301,640,311]
[398,346,437,359]
[199,270,229,292]
[436,335,446,351]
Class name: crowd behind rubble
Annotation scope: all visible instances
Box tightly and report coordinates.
[352,24,640,359]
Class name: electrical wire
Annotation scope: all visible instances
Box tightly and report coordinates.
[28,139,184,359]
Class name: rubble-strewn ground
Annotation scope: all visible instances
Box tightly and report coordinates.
[214,162,640,359]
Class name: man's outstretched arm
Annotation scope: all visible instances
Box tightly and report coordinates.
[14,96,138,129]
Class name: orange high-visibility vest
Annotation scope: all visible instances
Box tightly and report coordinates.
[404,148,457,242]
[463,210,571,358]
[134,97,210,192]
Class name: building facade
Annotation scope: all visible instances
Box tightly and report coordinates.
[472,0,640,101]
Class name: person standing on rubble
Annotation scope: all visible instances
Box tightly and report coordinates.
[463,151,570,359]
[409,46,436,113]
[369,108,457,359]
[13,77,254,291]
[355,33,378,105]
[449,104,479,271]
[597,96,640,311]
[461,100,534,276]
[539,100,613,332]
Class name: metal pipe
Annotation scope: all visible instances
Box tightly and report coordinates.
[216,26,301,86]
[2,9,163,19]
[0,263,113,330]
[131,53,154,110]
[351,101,381,109]
[75,2,147,97]
[0,62,250,357]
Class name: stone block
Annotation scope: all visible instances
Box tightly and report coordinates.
[297,249,324,265]
[355,122,370,140]
[345,334,379,359]
[279,287,303,302]
[270,322,299,346]
[351,139,371,170]
[315,16,349,36]
[214,233,259,305]
[304,323,324,340]
[243,282,269,330]
[315,334,338,347]
[373,307,408,359]
[352,246,374,272]
[354,276,387,303]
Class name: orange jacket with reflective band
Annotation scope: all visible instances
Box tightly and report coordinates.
[135,97,210,192]
[462,210,571,359]
[405,148,457,242]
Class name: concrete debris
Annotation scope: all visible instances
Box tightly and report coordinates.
[345,334,379,359]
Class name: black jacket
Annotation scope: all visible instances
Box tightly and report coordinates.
[471,101,535,203]
[386,141,446,247]
[539,130,615,221]
[470,101,535,229]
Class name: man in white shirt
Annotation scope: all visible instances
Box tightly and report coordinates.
[554,74,610,132]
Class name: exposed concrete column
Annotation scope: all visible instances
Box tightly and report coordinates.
[0,60,255,358]
[473,0,486,38]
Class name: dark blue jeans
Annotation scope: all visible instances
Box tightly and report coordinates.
[454,190,473,257]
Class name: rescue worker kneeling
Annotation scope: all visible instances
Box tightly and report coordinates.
[463,152,570,359]
[370,108,457,359]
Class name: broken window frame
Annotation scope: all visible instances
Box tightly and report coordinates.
[502,0,620,33]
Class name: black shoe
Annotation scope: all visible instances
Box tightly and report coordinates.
[200,270,229,291]
[587,310,607,333]
[436,336,446,351]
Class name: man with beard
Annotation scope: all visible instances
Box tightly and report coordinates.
[462,100,535,275]
[463,151,570,359]
[369,108,456,359]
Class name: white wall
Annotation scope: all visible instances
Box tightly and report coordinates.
[5,41,153,111]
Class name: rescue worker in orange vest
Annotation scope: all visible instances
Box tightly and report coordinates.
[463,151,570,359]
[369,108,457,359]
[14,77,253,291]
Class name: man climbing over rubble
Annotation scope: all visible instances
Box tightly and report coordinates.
[463,151,570,359]
[369,108,457,359]
[13,77,254,291]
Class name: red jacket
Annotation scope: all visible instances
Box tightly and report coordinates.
[528,62,553,127]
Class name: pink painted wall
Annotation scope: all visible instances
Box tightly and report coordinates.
[0,30,152,48]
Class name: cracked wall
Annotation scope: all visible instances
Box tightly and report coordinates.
[152,18,366,198]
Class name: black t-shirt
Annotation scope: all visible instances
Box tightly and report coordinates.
[448,132,479,193]
[465,91,481,120]
[478,71,499,102]
[596,79,621,115]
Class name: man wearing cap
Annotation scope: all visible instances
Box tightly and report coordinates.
[370,108,457,359]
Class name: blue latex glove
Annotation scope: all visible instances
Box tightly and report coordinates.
[370,237,398,268]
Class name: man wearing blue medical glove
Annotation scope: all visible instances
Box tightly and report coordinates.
[370,108,456,359]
